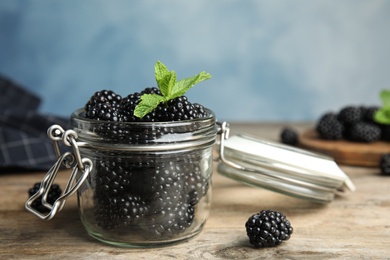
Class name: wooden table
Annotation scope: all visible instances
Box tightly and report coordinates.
[1,123,389,259]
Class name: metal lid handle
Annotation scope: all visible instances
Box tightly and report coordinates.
[25,125,92,220]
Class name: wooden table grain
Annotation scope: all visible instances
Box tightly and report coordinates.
[1,122,389,259]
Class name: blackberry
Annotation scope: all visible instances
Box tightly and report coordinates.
[156,96,206,121]
[337,106,363,125]
[143,160,201,238]
[154,161,182,187]
[280,127,299,146]
[120,92,142,122]
[183,165,209,200]
[94,194,149,230]
[345,122,381,143]
[97,88,166,141]
[147,191,195,237]
[245,210,293,248]
[94,159,133,198]
[121,92,208,122]
[121,87,163,122]
[379,154,390,176]
[94,158,167,199]
[141,87,162,95]
[95,122,132,142]
[85,90,122,121]
[316,113,344,140]
[194,103,208,118]
[28,182,62,213]
[362,106,379,124]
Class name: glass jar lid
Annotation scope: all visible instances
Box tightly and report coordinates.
[217,123,355,204]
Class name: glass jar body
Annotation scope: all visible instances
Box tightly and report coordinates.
[71,109,217,247]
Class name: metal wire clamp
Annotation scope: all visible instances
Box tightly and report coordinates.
[25,125,92,220]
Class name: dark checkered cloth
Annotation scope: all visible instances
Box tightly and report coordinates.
[0,75,70,171]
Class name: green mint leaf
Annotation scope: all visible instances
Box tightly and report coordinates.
[155,61,171,97]
[380,90,390,108]
[374,107,390,125]
[134,60,212,118]
[134,94,164,118]
[170,71,212,99]
[374,90,390,125]
[154,61,168,83]
[159,71,177,99]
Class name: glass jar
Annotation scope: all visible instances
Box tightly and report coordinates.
[69,108,217,247]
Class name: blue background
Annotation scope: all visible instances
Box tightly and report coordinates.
[1,0,389,121]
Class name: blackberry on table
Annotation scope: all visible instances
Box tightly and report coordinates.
[280,127,299,146]
[379,154,390,176]
[85,90,122,121]
[316,113,344,140]
[345,122,381,143]
[245,210,293,248]
[337,106,363,125]
[28,182,62,213]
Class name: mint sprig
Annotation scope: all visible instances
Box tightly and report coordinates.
[134,61,211,118]
[374,90,390,125]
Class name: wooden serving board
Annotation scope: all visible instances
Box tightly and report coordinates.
[299,129,390,167]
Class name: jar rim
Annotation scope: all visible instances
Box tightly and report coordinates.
[71,108,216,127]
[70,108,218,152]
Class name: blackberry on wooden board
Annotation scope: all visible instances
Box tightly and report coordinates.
[316,112,344,140]
[361,106,380,124]
[337,106,363,125]
[345,122,381,143]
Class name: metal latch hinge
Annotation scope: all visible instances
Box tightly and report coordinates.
[25,125,92,220]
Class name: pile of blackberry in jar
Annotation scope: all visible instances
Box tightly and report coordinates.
[85,87,208,123]
[81,61,213,239]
